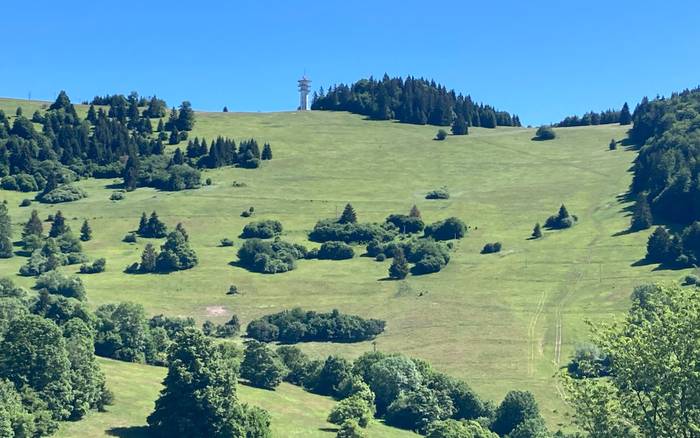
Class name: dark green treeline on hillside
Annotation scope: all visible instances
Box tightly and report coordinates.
[311,74,521,128]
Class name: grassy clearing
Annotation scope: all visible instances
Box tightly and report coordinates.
[0,97,684,433]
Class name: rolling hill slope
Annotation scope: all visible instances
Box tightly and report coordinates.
[0,97,684,433]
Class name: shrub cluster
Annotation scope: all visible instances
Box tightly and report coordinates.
[236,238,307,274]
[137,211,168,238]
[534,125,556,140]
[385,214,424,234]
[129,226,197,273]
[37,184,87,203]
[310,241,355,260]
[646,222,700,268]
[246,308,386,344]
[1,173,38,192]
[80,258,106,274]
[202,315,241,338]
[367,238,452,275]
[425,187,449,200]
[240,220,283,239]
[423,217,467,240]
[309,219,397,244]
[544,204,577,229]
[481,242,502,254]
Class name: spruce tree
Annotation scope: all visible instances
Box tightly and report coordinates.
[451,115,468,135]
[176,101,196,131]
[156,118,164,132]
[0,202,13,258]
[409,205,421,218]
[223,106,229,112]
[49,210,70,238]
[389,248,409,279]
[261,143,272,160]
[15,107,22,117]
[609,138,617,150]
[339,203,358,224]
[124,152,139,192]
[138,212,148,235]
[619,102,632,125]
[646,227,675,263]
[630,194,653,231]
[172,148,184,165]
[87,104,97,123]
[169,128,180,145]
[532,223,542,239]
[23,209,43,240]
[80,219,92,241]
[140,243,157,273]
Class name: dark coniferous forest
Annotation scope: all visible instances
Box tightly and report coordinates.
[311,74,521,128]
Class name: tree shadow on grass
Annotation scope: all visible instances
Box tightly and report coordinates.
[106,426,150,438]
[104,182,124,190]
[319,427,339,433]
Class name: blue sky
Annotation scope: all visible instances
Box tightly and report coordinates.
[2,0,699,125]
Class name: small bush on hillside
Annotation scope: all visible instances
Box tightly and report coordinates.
[20,198,32,207]
[37,184,87,203]
[425,187,449,200]
[110,191,125,201]
[80,258,106,274]
[375,253,386,262]
[684,274,699,285]
[435,129,448,140]
[123,233,137,243]
[241,220,283,239]
[534,125,556,140]
[220,238,234,247]
[481,242,502,254]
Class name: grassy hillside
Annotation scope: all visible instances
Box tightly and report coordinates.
[0,97,684,433]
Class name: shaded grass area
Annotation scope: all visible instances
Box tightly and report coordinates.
[0,98,685,433]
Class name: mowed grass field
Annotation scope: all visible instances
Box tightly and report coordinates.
[0,97,684,434]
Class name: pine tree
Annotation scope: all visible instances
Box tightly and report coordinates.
[339,203,357,224]
[261,143,273,160]
[558,204,570,220]
[630,194,653,231]
[140,243,157,273]
[124,152,139,191]
[609,138,617,150]
[409,205,421,218]
[0,202,13,258]
[138,212,148,235]
[87,104,97,123]
[80,219,92,241]
[169,128,180,145]
[223,106,229,112]
[619,102,632,125]
[646,226,675,263]
[532,223,542,239]
[172,148,184,165]
[389,248,409,279]
[156,119,164,132]
[176,101,196,131]
[22,209,43,240]
[49,210,70,238]
[15,107,22,117]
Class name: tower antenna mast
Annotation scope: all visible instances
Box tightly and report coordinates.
[298,73,311,111]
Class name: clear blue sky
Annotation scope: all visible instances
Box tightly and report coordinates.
[2,0,699,125]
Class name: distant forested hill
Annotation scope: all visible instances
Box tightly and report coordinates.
[311,74,521,128]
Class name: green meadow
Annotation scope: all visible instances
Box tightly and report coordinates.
[0,97,683,434]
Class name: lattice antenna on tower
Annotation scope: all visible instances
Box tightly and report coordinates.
[298,75,311,111]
